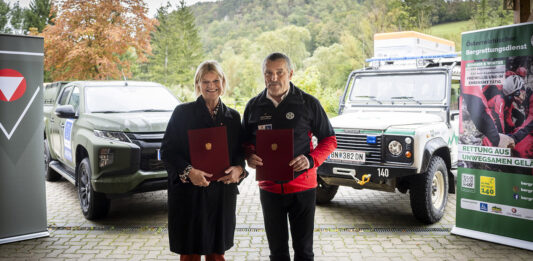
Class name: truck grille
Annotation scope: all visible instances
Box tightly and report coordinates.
[126,133,165,171]
[335,133,383,164]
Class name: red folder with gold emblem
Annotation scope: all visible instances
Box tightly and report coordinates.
[188,126,229,181]
[256,129,294,181]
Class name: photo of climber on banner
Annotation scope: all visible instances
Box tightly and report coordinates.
[460,54,533,175]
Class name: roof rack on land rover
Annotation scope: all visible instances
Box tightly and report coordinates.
[365,53,458,62]
[365,53,460,70]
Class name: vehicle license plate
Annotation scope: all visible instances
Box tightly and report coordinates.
[329,149,365,163]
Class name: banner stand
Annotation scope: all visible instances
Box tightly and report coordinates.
[457,22,533,250]
[0,34,49,244]
[452,227,533,251]
[0,231,49,245]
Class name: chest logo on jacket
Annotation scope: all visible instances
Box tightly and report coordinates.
[286,112,295,120]
[260,114,272,121]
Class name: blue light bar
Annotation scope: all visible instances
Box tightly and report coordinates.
[366,135,377,144]
[365,53,458,63]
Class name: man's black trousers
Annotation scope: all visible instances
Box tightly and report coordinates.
[260,188,316,261]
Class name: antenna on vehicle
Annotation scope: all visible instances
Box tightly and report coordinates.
[121,69,128,86]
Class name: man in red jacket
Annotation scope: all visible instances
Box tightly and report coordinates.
[243,52,337,261]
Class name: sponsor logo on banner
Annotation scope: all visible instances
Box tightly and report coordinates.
[491,206,503,214]
[480,176,496,196]
[480,202,488,211]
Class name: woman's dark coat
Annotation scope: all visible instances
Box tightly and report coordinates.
[161,96,245,254]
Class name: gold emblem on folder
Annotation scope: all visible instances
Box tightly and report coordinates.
[271,143,278,151]
[205,142,212,151]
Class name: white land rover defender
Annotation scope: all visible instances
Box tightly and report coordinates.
[316,53,460,224]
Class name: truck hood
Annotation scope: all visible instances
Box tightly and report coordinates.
[82,112,172,132]
[330,112,441,130]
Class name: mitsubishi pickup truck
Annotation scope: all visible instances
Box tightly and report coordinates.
[316,53,460,224]
[43,81,179,219]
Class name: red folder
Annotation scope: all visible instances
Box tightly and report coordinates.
[256,129,294,181]
[188,126,229,181]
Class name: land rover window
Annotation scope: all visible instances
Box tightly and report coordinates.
[349,73,447,103]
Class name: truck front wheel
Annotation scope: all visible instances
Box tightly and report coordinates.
[409,156,448,224]
[78,157,110,219]
[316,176,339,204]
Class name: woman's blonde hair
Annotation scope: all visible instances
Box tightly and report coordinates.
[194,60,227,97]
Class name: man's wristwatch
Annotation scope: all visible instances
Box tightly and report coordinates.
[179,165,193,183]
[239,166,248,181]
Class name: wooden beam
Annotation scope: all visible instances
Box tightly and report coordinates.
[515,0,531,23]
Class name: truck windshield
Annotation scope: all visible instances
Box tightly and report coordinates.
[85,86,179,113]
[349,73,447,104]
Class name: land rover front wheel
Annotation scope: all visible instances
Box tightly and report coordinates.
[316,177,339,204]
[78,157,110,219]
[409,156,448,224]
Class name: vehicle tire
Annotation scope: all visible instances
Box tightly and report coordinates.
[77,157,110,220]
[409,156,448,224]
[316,176,339,204]
[44,139,61,181]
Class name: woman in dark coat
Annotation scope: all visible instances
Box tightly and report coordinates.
[161,60,246,261]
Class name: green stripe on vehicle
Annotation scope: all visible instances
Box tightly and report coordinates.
[384,130,415,135]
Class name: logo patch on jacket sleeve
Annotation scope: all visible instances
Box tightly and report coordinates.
[286,112,295,120]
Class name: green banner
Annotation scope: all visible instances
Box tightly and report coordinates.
[455,22,533,250]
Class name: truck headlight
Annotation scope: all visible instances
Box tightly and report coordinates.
[388,140,402,156]
[94,130,131,143]
[99,148,114,168]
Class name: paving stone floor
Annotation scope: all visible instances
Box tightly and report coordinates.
[1,169,532,260]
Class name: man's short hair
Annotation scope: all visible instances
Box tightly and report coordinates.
[262,52,293,73]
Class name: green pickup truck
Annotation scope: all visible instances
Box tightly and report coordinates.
[43,81,179,219]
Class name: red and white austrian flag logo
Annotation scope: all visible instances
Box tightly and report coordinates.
[0,69,26,102]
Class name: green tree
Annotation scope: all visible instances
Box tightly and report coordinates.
[24,0,55,33]
[0,0,9,33]
[145,0,203,100]
[256,25,311,70]
[404,0,433,30]
[301,42,355,114]
[472,0,513,29]
[8,2,25,34]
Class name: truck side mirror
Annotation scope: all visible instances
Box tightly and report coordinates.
[55,105,78,119]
